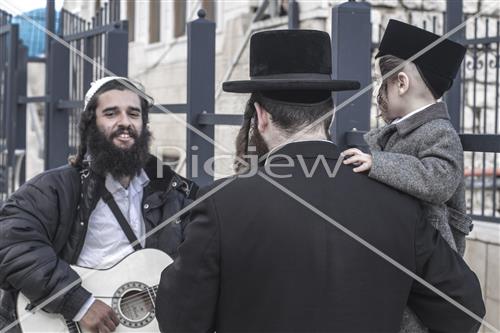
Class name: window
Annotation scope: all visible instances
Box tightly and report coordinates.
[127,0,135,42]
[174,0,186,38]
[149,0,160,43]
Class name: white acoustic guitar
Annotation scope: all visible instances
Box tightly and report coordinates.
[16,249,172,333]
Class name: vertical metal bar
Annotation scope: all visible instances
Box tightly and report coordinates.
[493,20,500,216]
[83,35,93,94]
[45,41,70,170]
[44,0,56,171]
[105,23,129,77]
[104,3,108,25]
[60,9,65,36]
[331,1,371,150]
[15,43,27,187]
[109,0,114,22]
[445,0,464,131]
[481,19,489,216]
[470,17,478,214]
[5,24,18,194]
[461,49,466,132]
[288,0,299,29]
[186,10,216,186]
[1,29,6,199]
[45,0,56,55]
[114,0,121,22]
[375,22,383,129]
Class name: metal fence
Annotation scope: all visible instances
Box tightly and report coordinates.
[44,0,128,170]
[0,9,27,201]
[460,15,500,222]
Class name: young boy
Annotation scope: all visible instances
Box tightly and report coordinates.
[343,20,471,332]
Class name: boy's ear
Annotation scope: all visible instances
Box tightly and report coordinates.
[397,72,410,95]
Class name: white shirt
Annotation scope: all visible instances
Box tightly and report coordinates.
[391,103,435,124]
[73,169,150,321]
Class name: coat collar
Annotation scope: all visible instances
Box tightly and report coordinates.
[394,102,450,137]
[264,140,340,164]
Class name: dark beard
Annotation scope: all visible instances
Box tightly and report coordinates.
[87,123,151,180]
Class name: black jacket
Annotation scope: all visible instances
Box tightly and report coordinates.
[0,155,196,322]
[156,141,485,333]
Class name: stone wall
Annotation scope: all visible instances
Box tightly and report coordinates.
[466,223,500,332]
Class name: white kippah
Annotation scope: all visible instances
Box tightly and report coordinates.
[83,76,145,111]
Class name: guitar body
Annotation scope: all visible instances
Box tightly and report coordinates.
[16,249,172,333]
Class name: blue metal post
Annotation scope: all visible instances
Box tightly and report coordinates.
[288,0,299,29]
[186,10,216,186]
[331,1,372,150]
[445,0,464,132]
[105,21,129,76]
[45,41,70,169]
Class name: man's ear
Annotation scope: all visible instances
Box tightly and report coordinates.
[397,72,410,95]
[254,102,270,133]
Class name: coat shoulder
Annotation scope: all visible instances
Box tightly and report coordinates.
[18,165,80,194]
[410,119,458,138]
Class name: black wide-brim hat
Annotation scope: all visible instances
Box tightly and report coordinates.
[222,30,360,94]
[375,19,466,98]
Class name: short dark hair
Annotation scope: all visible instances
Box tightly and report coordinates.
[234,92,333,171]
[378,55,439,98]
[68,80,153,168]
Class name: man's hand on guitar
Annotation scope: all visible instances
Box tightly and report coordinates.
[79,300,120,333]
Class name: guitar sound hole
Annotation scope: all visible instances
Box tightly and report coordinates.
[119,289,153,321]
[112,281,156,328]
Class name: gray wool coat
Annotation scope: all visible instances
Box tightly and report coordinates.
[363,102,473,333]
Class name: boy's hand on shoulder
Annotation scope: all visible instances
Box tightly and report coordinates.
[341,148,373,173]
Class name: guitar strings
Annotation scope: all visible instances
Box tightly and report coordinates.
[112,286,159,308]
[119,294,155,309]
[119,286,157,303]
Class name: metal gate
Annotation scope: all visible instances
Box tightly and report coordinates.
[44,0,127,169]
[0,9,27,201]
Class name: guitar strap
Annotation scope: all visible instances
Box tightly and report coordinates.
[101,188,143,251]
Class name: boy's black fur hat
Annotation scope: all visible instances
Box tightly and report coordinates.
[376,19,466,98]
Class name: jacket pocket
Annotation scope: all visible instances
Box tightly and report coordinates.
[447,206,473,235]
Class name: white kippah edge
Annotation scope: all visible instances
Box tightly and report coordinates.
[83,76,144,111]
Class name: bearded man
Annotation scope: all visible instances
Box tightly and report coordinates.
[0,77,196,333]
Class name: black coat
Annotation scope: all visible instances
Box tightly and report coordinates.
[0,155,196,322]
[156,141,485,333]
